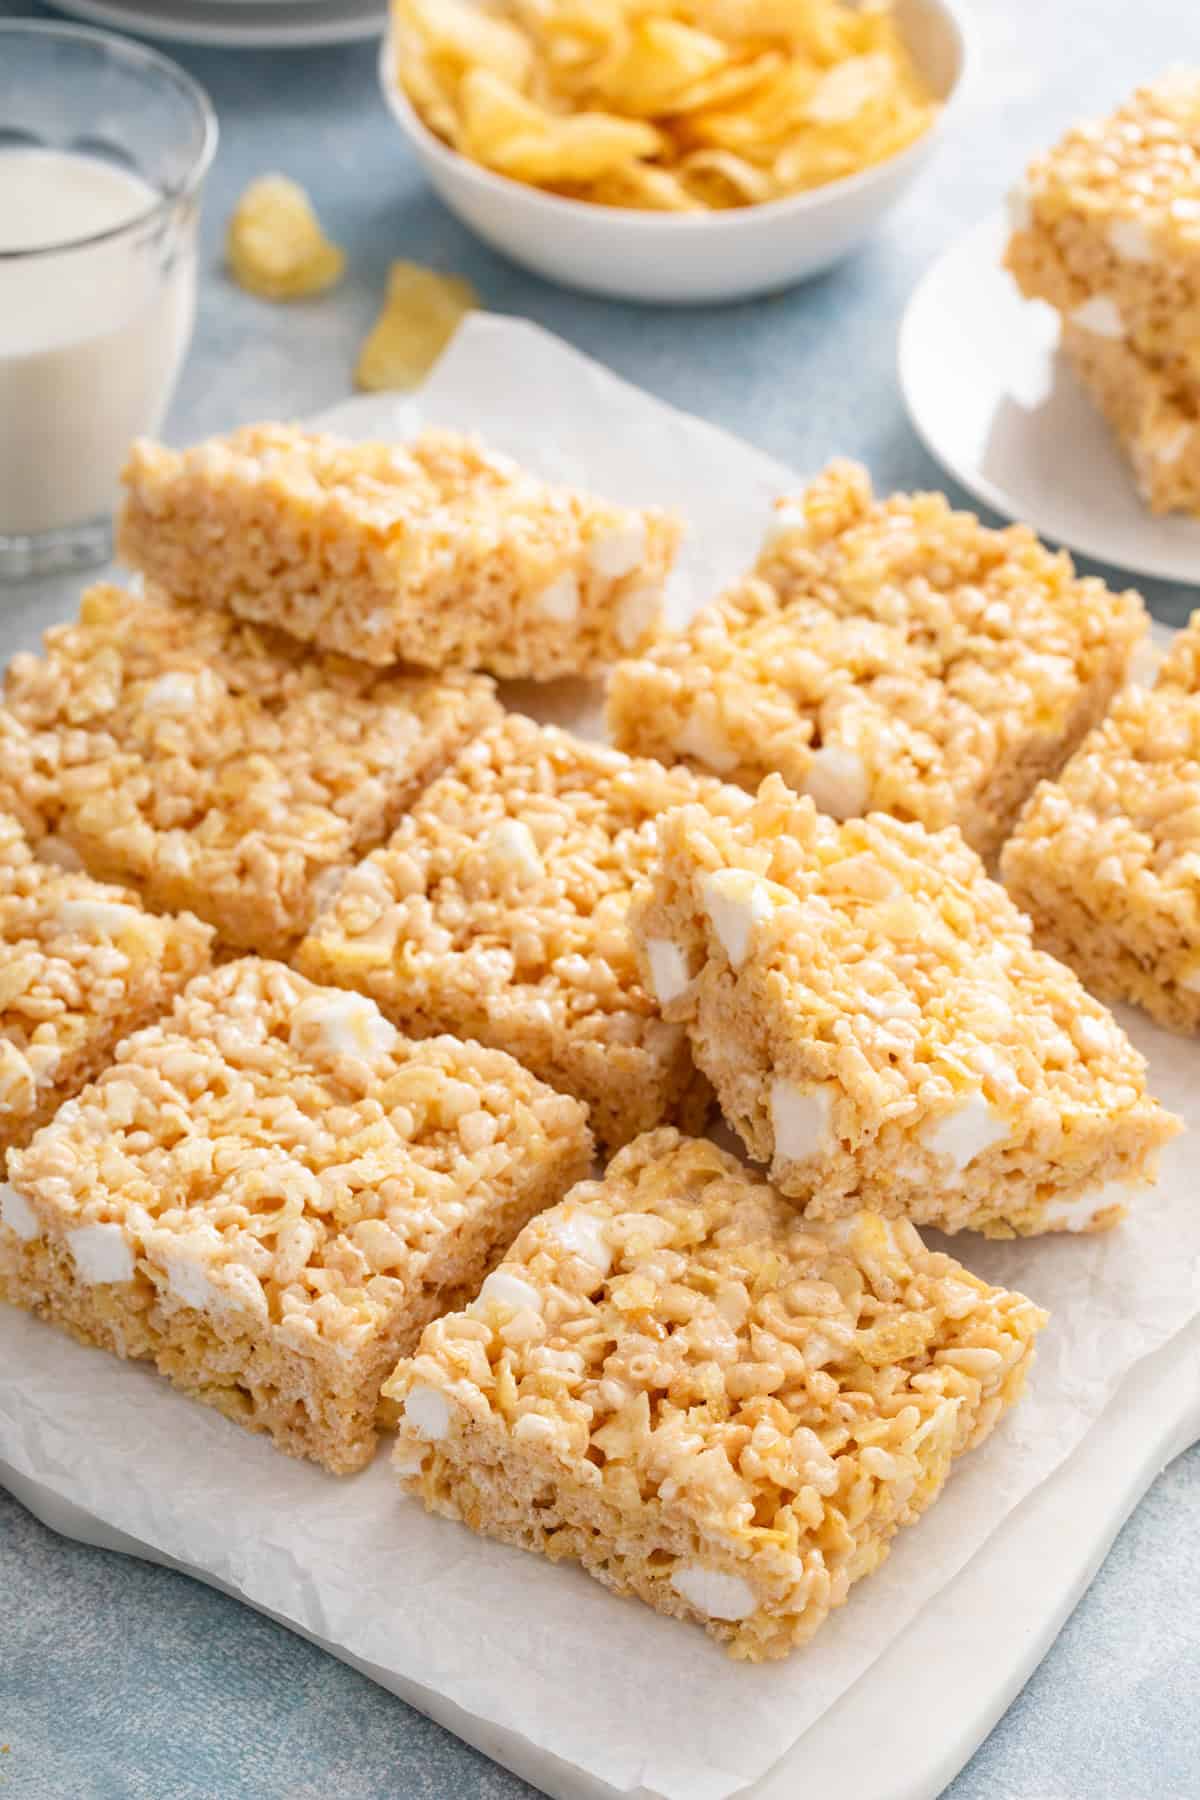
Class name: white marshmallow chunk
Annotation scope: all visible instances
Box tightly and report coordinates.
[1069,294,1125,339]
[700,870,774,969]
[588,518,646,579]
[56,899,141,936]
[770,1079,836,1164]
[1046,1185,1122,1233]
[1,1184,40,1242]
[760,502,807,551]
[1108,217,1154,262]
[486,819,543,882]
[645,937,690,1005]
[468,1269,544,1317]
[143,671,198,714]
[404,1383,452,1442]
[68,1223,134,1285]
[550,1208,613,1276]
[670,1564,757,1622]
[164,1251,215,1310]
[615,584,660,649]
[803,745,870,820]
[926,1091,1011,1173]
[290,991,398,1060]
[675,716,738,775]
[535,572,580,624]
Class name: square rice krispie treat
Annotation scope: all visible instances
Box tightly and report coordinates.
[1002,613,1200,1032]
[119,426,680,678]
[607,462,1144,858]
[1,958,592,1474]
[1059,321,1200,516]
[0,814,212,1155]
[297,715,746,1147]
[386,1130,1048,1660]
[0,584,499,956]
[1005,71,1200,380]
[631,777,1178,1236]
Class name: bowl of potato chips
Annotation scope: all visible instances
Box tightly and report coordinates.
[381,0,965,303]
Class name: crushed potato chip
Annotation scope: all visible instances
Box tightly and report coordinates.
[226,174,345,300]
[391,0,938,212]
[354,261,477,391]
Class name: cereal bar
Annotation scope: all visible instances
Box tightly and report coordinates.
[607,462,1144,858]
[119,426,680,678]
[631,777,1178,1235]
[0,584,498,956]
[387,1129,1048,1660]
[1059,321,1200,516]
[1005,72,1200,381]
[1,958,592,1474]
[0,814,212,1155]
[297,715,746,1147]
[1002,613,1200,1033]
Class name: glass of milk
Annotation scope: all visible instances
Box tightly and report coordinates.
[0,22,217,581]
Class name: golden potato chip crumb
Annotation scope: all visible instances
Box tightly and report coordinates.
[226,174,345,301]
[354,261,478,391]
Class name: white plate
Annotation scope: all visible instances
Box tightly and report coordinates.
[49,0,384,48]
[899,210,1200,586]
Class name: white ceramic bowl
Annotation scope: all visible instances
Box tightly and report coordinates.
[379,0,966,305]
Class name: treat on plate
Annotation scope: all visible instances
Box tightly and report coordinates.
[631,777,1178,1236]
[0,584,498,957]
[608,461,1145,857]
[0,814,212,1155]
[118,426,679,678]
[226,174,345,301]
[355,260,477,391]
[387,1129,1048,1659]
[1002,612,1200,1033]
[1004,71,1200,515]
[392,0,939,213]
[1,958,592,1474]
[296,715,748,1147]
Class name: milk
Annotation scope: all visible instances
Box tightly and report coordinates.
[0,149,196,537]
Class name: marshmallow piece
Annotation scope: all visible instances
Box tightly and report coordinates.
[645,937,690,1006]
[760,502,807,552]
[676,715,738,775]
[486,819,543,883]
[803,745,870,821]
[1046,1184,1123,1233]
[56,898,141,936]
[926,1091,1010,1173]
[535,572,580,624]
[1069,294,1124,339]
[68,1223,134,1284]
[143,671,198,714]
[615,584,660,649]
[550,1208,613,1276]
[290,991,398,1060]
[670,1564,757,1622]
[1108,217,1154,262]
[700,869,774,969]
[1,1184,40,1242]
[404,1383,452,1442]
[1006,179,1033,234]
[163,1251,214,1310]
[770,1079,835,1164]
[469,1268,544,1317]
[588,518,646,579]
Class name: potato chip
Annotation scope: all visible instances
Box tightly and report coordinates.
[392,0,939,213]
[354,262,477,392]
[226,175,345,302]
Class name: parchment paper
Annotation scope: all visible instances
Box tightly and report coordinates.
[2,315,1197,1800]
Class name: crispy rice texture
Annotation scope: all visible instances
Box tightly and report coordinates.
[1005,71,1200,377]
[296,714,747,1147]
[630,776,1178,1236]
[0,813,212,1155]
[1002,611,1200,1034]
[387,1129,1048,1660]
[1059,322,1200,517]
[1,958,592,1473]
[0,584,499,957]
[607,461,1144,857]
[119,426,681,679]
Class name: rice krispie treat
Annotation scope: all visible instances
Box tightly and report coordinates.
[0,814,212,1155]
[607,462,1144,858]
[119,426,680,679]
[1002,615,1200,1033]
[1,958,592,1474]
[1059,321,1200,516]
[1005,71,1200,380]
[631,777,1178,1236]
[387,1130,1048,1661]
[297,715,746,1147]
[0,584,498,956]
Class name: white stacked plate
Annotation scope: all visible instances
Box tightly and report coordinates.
[49,0,384,49]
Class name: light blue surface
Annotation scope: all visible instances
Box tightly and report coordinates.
[1,0,1198,1794]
